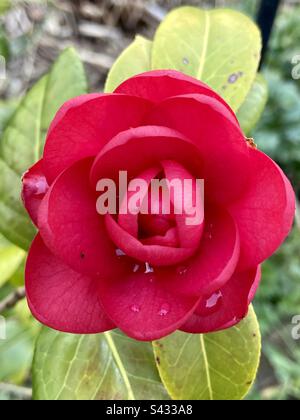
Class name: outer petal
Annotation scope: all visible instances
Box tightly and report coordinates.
[146,94,250,204]
[115,70,238,123]
[230,149,296,270]
[38,158,126,278]
[98,268,200,341]
[181,266,261,334]
[43,94,153,184]
[26,235,114,334]
[21,160,49,226]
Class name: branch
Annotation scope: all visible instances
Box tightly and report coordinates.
[0,383,32,400]
[0,287,26,314]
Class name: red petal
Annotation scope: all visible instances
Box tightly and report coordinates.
[90,125,203,188]
[98,268,199,341]
[230,149,295,270]
[162,160,204,250]
[26,235,114,334]
[38,158,126,278]
[118,166,161,238]
[181,266,261,334]
[43,94,152,184]
[146,94,250,204]
[115,70,238,122]
[142,228,179,247]
[105,214,199,266]
[155,205,240,297]
[22,160,49,226]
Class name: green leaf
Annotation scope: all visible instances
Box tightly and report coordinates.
[33,329,169,400]
[152,7,262,111]
[237,74,268,135]
[105,35,152,93]
[0,318,37,384]
[0,98,20,136]
[0,234,25,287]
[0,29,9,60]
[153,306,261,400]
[0,48,87,249]
[0,0,10,16]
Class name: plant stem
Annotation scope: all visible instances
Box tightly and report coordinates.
[0,383,32,400]
[0,287,26,314]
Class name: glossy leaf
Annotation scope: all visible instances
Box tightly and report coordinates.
[0,319,37,384]
[0,234,25,287]
[105,35,152,93]
[152,7,261,111]
[153,306,261,400]
[0,48,87,249]
[237,74,268,135]
[33,329,169,400]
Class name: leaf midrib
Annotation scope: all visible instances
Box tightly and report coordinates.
[199,335,213,400]
[197,10,210,80]
[104,332,135,400]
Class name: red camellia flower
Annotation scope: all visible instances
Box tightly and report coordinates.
[22,70,295,341]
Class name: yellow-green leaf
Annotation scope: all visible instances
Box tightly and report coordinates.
[105,36,152,93]
[152,7,262,111]
[33,329,169,400]
[0,48,87,249]
[0,234,25,287]
[237,73,268,135]
[153,306,261,400]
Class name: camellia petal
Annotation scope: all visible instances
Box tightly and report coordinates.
[115,70,238,122]
[98,267,200,341]
[230,148,295,270]
[155,205,240,297]
[181,266,261,334]
[146,94,250,204]
[22,160,49,226]
[26,234,115,334]
[162,160,204,250]
[90,125,203,188]
[118,166,161,238]
[105,214,199,266]
[43,94,153,184]
[38,158,127,278]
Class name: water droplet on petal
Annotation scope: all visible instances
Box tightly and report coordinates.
[145,262,154,274]
[116,248,126,257]
[206,291,223,309]
[205,232,213,240]
[133,264,140,273]
[197,291,223,316]
[183,57,189,65]
[130,304,141,313]
[177,266,188,276]
[158,303,170,316]
[34,179,48,195]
